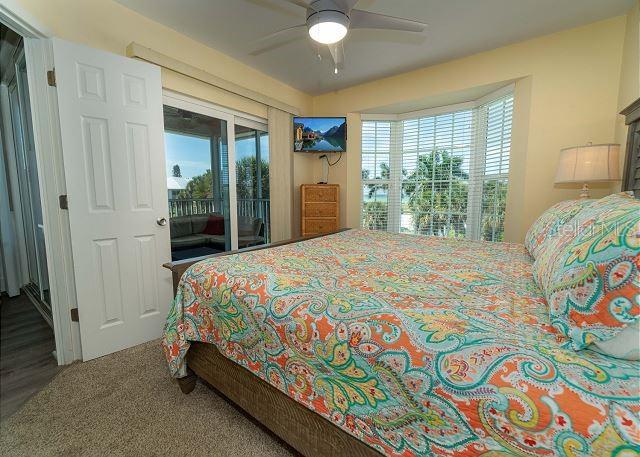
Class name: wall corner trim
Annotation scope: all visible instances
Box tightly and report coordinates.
[126,42,301,116]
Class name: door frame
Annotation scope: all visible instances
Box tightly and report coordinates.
[163,90,242,251]
[0,1,80,364]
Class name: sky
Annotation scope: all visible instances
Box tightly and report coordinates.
[164,132,209,179]
[165,132,269,180]
[294,117,345,133]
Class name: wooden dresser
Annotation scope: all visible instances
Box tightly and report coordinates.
[300,184,340,236]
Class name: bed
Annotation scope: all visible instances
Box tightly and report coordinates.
[162,228,639,456]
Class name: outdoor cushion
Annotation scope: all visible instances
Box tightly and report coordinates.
[169,217,192,239]
[170,234,212,249]
[203,215,225,235]
[191,215,210,234]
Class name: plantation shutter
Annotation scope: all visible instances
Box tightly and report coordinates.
[401,110,475,238]
[361,121,392,230]
[477,94,514,241]
[361,92,514,242]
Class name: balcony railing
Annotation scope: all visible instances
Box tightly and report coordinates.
[168,198,271,243]
[168,198,217,218]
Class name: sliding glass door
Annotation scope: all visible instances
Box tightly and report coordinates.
[163,93,272,261]
[235,123,270,247]
[163,103,233,261]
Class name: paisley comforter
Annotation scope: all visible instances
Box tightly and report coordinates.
[162,229,639,456]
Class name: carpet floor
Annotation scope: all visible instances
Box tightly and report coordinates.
[0,340,295,456]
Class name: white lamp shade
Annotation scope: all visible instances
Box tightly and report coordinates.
[555,143,621,183]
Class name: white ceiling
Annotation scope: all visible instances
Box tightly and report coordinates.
[115,0,634,95]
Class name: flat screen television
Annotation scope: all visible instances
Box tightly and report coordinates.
[293,117,346,153]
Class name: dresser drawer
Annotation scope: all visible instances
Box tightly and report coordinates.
[301,184,339,236]
[304,218,338,234]
[304,186,338,202]
[304,202,337,218]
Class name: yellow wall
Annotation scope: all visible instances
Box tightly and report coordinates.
[313,16,627,242]
[14,0,313,115]
[13,0,636,242]
[614,0,640,186]
[14,0,317,236]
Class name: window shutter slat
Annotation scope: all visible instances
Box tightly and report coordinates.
[361,93,514,241]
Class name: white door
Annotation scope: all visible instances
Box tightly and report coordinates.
[52,38,172,360]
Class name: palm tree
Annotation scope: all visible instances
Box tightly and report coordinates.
[362,201,388,230]
[403,149,469,237]
[178,169,213,199]
[235,156,269,200]
[481,179,508,241]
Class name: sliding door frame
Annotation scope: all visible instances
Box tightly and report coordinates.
[162,90,241,250]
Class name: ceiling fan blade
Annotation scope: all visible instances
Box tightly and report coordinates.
[250,36,302,56]
[250,24,307,55]
[350,9,426,33]
[281,0,312,8]
[333,0,359,12]
[328,42,344,71]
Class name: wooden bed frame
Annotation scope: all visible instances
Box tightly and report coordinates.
[163,230,381,457]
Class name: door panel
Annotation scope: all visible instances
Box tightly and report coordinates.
[162,100,237,259]
[234,124,270,246]
[52,38,172,360]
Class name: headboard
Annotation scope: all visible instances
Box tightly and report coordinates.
[621,98,640,197]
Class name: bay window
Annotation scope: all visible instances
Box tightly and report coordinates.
[361,92,513,241]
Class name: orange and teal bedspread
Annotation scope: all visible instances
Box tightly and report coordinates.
[162,229,639,456]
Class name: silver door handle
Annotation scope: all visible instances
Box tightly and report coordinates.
[156,217,167,226]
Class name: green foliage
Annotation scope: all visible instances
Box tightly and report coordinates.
[481,180,508,241]
[362,201,388,231]
[176,157,270,201]
[236,157,269,199]
[177,169,213,199]
[361,148,508,241]
[403,150,469,238]
[172,164,181,178]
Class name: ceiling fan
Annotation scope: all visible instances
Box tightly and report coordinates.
[251,0,426,73]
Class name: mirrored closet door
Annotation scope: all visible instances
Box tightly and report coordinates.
[8,50,51,311]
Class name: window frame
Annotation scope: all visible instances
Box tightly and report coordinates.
[361,86,514,241]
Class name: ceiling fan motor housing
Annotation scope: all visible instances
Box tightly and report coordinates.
[307,0,351,44]
[306,0,351,18]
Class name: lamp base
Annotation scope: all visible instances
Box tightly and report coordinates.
[579,183,590,199]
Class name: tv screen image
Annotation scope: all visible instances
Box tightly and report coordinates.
[293,117,346,152]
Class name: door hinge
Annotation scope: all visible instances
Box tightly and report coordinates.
[47,69,56,87]
[70,308,79,322]
[59,194,68,210]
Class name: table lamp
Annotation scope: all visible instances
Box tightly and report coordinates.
[555,143,621,198]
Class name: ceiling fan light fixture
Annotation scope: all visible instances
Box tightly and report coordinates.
[308,10,349,44]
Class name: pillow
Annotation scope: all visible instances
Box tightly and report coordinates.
[524,199,594,259]
[202,215,225,235]
[534,192,639,356]
[591,319,639,360]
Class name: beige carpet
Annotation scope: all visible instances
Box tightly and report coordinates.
[0,340,295,456]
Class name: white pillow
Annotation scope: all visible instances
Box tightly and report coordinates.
[591,320,640,361]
